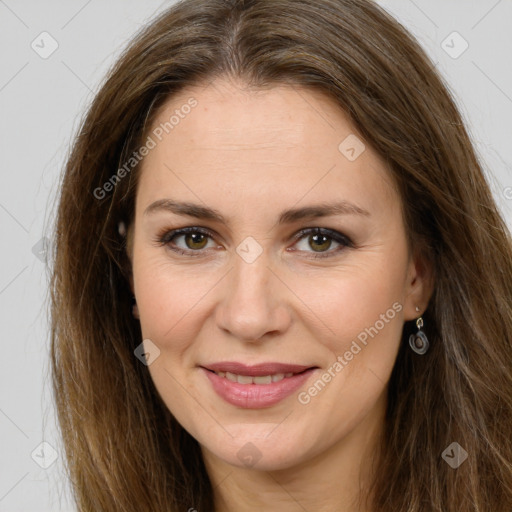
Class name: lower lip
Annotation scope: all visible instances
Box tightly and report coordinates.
[201,367,317,409]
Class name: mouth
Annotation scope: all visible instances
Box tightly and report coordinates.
[202,361,315,375]
[204,368,311,385]
[200,362,318,408]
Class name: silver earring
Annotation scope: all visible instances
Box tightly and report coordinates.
[409,306,429,355]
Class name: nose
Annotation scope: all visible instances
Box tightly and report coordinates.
[214,249,292,342]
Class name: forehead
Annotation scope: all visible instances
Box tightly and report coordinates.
[136,78,398,218]
[147,78,357,151]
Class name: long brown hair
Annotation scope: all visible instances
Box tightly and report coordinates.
[50,0,512,510]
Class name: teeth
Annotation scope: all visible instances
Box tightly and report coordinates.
[254,375,272,384]
[214,371,298,384]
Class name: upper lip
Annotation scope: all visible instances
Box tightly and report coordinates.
[201,362,316,376]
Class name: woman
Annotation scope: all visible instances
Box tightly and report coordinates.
[50,0,512,510]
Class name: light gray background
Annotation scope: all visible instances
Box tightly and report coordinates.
[0,1,511,510]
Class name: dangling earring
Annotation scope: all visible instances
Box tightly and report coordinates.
[409,306,429,355]
[132,296,140,319]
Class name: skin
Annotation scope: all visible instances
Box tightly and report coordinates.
[126,76,434,512]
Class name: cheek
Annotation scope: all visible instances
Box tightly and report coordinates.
[291,258,406,347]
[132,251,218,352]
[291,264,405,432]
[286,255,407,408]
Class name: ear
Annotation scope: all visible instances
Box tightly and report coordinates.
[126,223,135,294]
[125,226,140,319]
[119,221,135,295]
[403,244,435,321]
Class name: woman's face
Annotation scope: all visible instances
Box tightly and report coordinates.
[129,77,431,471]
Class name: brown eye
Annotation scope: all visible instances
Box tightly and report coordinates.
[292,227,353,258]
[308,233,333,252]
[183,232,209,250]
[157,227,217,255]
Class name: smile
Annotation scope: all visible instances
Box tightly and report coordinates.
[212,371,295,384]
[200,363,318,409]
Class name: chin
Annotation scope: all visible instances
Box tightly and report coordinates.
[199,425,316,472]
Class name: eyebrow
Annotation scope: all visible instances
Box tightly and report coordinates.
[144,199,371,224]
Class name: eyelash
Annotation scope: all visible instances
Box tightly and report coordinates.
[155,226,354,259]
